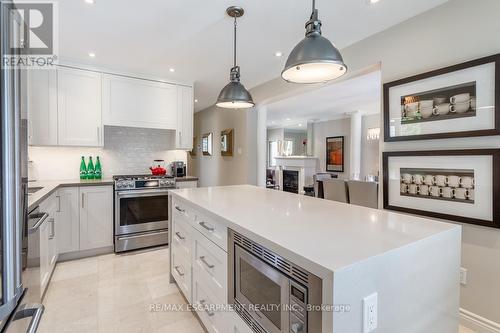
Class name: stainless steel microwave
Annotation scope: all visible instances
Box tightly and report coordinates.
[228,230,322,333]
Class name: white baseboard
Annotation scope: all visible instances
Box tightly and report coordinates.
[460,308,500,333]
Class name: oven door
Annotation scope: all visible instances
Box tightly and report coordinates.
[115,189,169,235]
[235,245,290,333]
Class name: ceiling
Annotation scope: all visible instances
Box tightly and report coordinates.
[266,70,381,129]
[57,0,450,112]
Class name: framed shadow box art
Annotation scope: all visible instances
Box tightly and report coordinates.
[383,149,500,229]
[221,129,233,157]
[326,136,344,172]
[202,133,213,156]
[384,54,500,141]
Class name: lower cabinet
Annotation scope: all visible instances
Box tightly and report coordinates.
[79,186,114,250]
[56,187,80,254]
[39,193,59,298]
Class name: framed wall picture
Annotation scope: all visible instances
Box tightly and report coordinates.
[221,129,233,156]
[202,133,213,156]
[384,54,500,141]
[326,136,344,172]
[189,137,197,157]
[383,149,500,229]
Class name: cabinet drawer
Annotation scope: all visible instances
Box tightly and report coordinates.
[172,216,192,259]
[171,250,192,303]
[227,311,254,333]
[193,230,227,303]
[193,211,227,252]
[193,277,227,333]
[172,198,195,224]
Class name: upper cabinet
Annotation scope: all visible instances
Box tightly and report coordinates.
[176,85,194,150]
[27,69,58,146]
[57,67,103,147]
[102,74,178,130]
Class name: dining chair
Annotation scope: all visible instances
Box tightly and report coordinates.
[347,180,379,209]
[322,179,349,203]
[313,173,332,198]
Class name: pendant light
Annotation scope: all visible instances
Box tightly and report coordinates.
[282,0,347,84]
[216,6,255,109]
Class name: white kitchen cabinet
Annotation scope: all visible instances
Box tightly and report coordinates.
[175,85,194,150]
[57,67,103,147]
[55,187,80,254]
[39,193,58,298]
[79,186,113,250]
[102,74,178,130]
[39,214,50,297]
[27,68,58,146]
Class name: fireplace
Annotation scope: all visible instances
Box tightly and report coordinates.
[283,170,299,194]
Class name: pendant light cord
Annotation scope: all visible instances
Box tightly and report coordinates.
[312,0,316,14]
[233,16,237,68]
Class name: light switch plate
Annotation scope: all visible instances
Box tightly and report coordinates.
[363,293,378,333]
[460,267,467,285]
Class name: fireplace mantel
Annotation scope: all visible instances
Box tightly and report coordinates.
[275,156,319,194]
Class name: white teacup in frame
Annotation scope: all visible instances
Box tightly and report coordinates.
[433,103,451,116]
[401,173,413,184]
[450,93,470,104]
[447,175,461,188]
[430,186,441,197]
[404,102,419,113]
[433,97,447,105]
[413,174,424,185]
[420,107,434,119]
[419,185,430,196]
[460,176,474,189]
[400,183,408,194]
[467,189,475,201]
[454,188,468,200]
[408,184,419,195]
[419,100,434,109]
[442,187,454,199]
[434,175,447,187]
[450,101,470,114]
[424,175,435,186]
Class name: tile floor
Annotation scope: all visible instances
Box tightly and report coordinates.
[38,247,475,333]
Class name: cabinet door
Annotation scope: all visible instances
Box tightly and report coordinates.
[176,85,194,150]
[102,74,178,129]
[27,68,58,146]
[39,218,50,297]
[56,187,80,254]
[57,67,103,147]
[79,186,113,250]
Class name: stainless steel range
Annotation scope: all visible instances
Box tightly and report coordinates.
[113,174,175,252]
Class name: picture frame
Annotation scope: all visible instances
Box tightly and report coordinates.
[202,133,213,156]
[189,137,197,157]
[383,54,500,142]
[326,136,344,172]
[383,149,500,229]
[221,129,233,157]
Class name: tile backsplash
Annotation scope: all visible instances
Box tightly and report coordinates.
[28,126,188,180]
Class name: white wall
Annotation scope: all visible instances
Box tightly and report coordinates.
[339,0,500,326]
[28,125,187,180]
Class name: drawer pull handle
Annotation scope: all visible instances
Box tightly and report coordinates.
[175,206,185,213]
[199,221,214,232]
[199,256,215,269]
[174,265,185,277]
[175,232,185,240]
[199,300,215,317]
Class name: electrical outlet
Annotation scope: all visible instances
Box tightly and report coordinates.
[363,293,378,333]
[460,267,467,286]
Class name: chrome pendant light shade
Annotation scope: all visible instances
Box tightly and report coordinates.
[282,1,347,84]
[216,6,255,109]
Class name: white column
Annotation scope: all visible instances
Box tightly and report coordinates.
[349,111,362,180]
[256,105,268,187]
[306,121,314,156]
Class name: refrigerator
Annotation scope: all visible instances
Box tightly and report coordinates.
[1,1,44,332]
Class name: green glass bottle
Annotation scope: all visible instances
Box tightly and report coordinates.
[94,156,102,180]
[79,156,87,180]
[87,156,95,180]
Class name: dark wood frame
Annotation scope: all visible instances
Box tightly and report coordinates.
[221,129,233,157]
[326,136,344,173]
[202,133,212,156]
[189,136,197,157]
[383,149,500,229]
[383,53,500,142]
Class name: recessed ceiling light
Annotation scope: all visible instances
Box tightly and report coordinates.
[85,0,95,4]
[286,118,291,121]
[275,51,283,57]
[88,52,96,58]
[368,0,380,4]
[194,99,198,103]
[169,68,175,73]
[298,123,303,127]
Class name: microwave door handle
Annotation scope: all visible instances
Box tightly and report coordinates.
[12,303,44,333]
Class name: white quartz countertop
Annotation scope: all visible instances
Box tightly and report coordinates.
[170,185,460,274]
[28,179,114,211]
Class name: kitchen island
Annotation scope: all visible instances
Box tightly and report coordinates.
[169,185,461,333]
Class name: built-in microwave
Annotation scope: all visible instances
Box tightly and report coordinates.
[228,230,322,333]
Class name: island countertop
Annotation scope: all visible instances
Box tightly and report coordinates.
[170,184,460,274]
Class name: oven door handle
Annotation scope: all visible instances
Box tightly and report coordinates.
[12,303,44,333]
[116,190,170,197]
